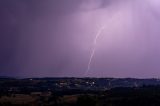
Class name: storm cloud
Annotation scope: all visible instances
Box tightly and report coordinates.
[0,0,160,78]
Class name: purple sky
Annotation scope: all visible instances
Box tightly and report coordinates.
[1,0,160,78]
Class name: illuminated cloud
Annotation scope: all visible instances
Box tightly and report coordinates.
[0,0,160,78]
[79,0,103,11]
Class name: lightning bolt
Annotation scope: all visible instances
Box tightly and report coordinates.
[85,26,105,76]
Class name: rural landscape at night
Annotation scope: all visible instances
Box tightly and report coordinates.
[1,0,160,106]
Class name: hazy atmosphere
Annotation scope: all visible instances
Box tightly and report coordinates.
[1,0,160,78]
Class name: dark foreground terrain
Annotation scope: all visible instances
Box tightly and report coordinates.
[1,77,160,106]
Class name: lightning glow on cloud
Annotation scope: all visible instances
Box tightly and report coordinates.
[1,0,160,78]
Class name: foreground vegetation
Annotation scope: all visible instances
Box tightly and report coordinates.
[1,86,160,106]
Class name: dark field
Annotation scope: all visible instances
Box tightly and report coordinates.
[1,78,160,106]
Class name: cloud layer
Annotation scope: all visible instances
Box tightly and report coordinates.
[0,0,160,78]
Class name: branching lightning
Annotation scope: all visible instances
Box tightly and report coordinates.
[85,26,105,76]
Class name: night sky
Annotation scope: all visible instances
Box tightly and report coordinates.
[1,0,160,78]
